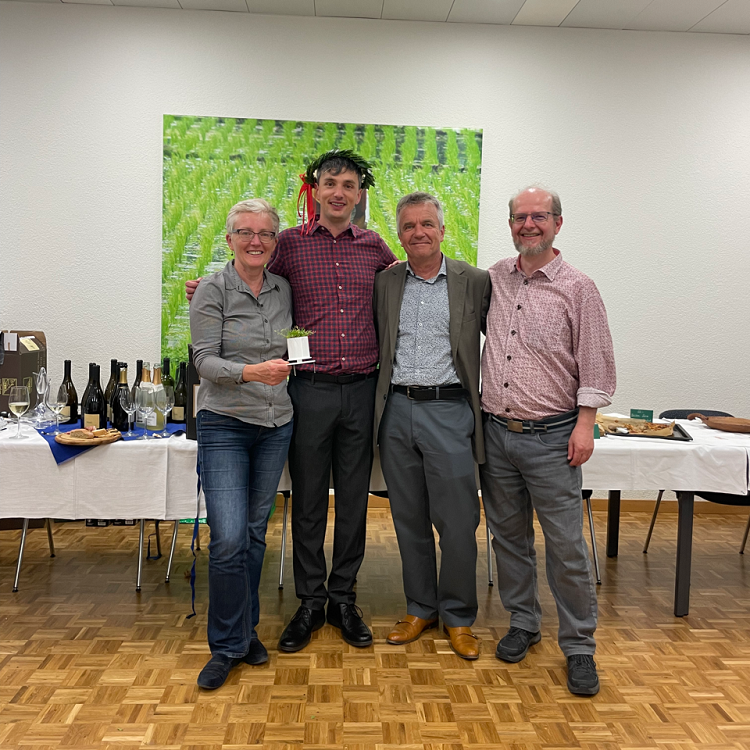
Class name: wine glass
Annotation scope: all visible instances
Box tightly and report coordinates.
[8,385,30,439]
[32,368,52,427]
[46,381,67,436]
[119,389,137,437]
[155,386,175,438]
[136,387,155,440]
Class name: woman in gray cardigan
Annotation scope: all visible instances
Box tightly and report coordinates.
[190,199,292,690]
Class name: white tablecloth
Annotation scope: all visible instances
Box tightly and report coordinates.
[0,422,388,520]
[582,419,750,494]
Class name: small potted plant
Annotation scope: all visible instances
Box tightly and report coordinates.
[279,327,315,364]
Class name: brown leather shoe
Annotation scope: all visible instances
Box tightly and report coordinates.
[443,626,480,660]
[386,615,438,645]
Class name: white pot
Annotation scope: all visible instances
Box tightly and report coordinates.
[287,336,310,361]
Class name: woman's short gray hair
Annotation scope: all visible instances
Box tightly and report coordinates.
[226,198,280,234]
[396,191,445,231]
[508,186,562,217]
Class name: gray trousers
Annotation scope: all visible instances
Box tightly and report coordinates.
[479,416,597,656]
[379,391,479,626]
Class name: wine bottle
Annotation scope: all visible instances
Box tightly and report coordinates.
[60,359,79,425]
[111,363,130,431]
[148,365,165,432]
[172,362,187,423]
[104,359,118,425]
[130,359,143,401]
[109,361,127,422]
[80,363,95,427]
[83,364,106,429]
[135,362,151,428]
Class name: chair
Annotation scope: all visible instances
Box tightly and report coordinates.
[642,410,750,553]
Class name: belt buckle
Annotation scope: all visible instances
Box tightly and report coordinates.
[406,386,415,400]
[506,419,524,433]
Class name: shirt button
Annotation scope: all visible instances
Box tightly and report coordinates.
[421,301,424,305]
[341,357,345,361]
[504,382,509,388]
[336,262,340,266]
[333,240,336,244]
[340,309,344,313]
[523,280,529,285]
[517,305,522,310]
[338,285,342,289]
[507,355,512,361]
[341,333,345,337]
[511,330,516,336]
[505,408,511,413]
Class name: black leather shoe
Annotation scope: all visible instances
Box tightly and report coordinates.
[327,603,373,648]
[567,654,600,696]
[197,654,242,689]
[278,606,326,652]
[242,638,268,665]
[495,626,541,663]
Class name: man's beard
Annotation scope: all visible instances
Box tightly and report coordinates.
[514,236,553,257]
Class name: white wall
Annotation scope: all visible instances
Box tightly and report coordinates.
[1,2,749,418]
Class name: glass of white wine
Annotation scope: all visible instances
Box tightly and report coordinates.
[46,381,67,436]
[136,386,155,440]
[8,385,30,440]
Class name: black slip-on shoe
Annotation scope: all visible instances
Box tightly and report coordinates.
[495,626,542,663]
[197,654,242,689]
[278,606,326,652]
[242,638,268,665]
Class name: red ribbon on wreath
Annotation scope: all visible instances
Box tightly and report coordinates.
[297,174,316,235]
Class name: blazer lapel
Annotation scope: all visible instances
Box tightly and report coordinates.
[446,259,466,362]
[387,263,408,356]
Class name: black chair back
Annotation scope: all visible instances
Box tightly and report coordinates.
[659,409,733,420]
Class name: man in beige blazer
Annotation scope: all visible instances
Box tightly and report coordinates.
[373,191,491,660]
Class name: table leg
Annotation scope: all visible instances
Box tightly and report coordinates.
[46,518,55,558]
[136,519,145,592]
[165,520,179,583]
[606,490,621,557]
[12,519,30,592]
[674,491,694,617]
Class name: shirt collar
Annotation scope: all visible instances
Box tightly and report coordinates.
[511,249,563,280]
[406,253,447,281]
[227,260,278,293]
[310,217,358,238]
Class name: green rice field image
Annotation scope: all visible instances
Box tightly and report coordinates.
[162,115,483,363]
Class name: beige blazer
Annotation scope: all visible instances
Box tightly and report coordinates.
[373,257,491,463]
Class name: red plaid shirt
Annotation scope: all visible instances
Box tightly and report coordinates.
[268,220,397,374]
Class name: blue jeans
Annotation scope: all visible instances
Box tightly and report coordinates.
[197,410,293,658]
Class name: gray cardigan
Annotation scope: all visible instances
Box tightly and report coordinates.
[189,261,293,427]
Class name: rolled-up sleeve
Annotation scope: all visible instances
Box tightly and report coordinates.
[575,286,616,409]
[189,280,246,385]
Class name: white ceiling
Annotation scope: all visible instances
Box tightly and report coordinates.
[9,0,750,34]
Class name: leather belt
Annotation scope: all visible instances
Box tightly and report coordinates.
[487,408,579,433]
[293,369,377,385]
[391,384,468,401]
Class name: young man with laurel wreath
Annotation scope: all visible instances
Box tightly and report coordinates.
[187,151,396,651]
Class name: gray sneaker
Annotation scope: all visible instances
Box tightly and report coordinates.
[495,627,541,663]
[566,654,600,695]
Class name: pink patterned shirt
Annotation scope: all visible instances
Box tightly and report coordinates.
[481,251,616,421]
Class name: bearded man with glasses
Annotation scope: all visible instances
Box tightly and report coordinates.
[479,186,616,696]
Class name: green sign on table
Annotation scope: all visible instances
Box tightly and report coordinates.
[630,409,654,422]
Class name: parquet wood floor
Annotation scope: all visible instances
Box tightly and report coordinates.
[2,506,750,750]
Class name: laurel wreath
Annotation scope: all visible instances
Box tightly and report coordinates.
[302,149,376,190]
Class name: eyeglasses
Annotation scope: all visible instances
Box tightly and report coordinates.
[231,229,276,243]
[510,212,558,225]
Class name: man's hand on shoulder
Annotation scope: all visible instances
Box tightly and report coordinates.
[185,278,202,302]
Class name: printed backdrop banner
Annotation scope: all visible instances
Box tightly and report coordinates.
[162,115,483,363]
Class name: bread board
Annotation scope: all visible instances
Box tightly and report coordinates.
[55,429,122,446]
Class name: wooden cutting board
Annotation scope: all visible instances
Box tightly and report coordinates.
[55,430,122,446]
[688,414,750,434]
